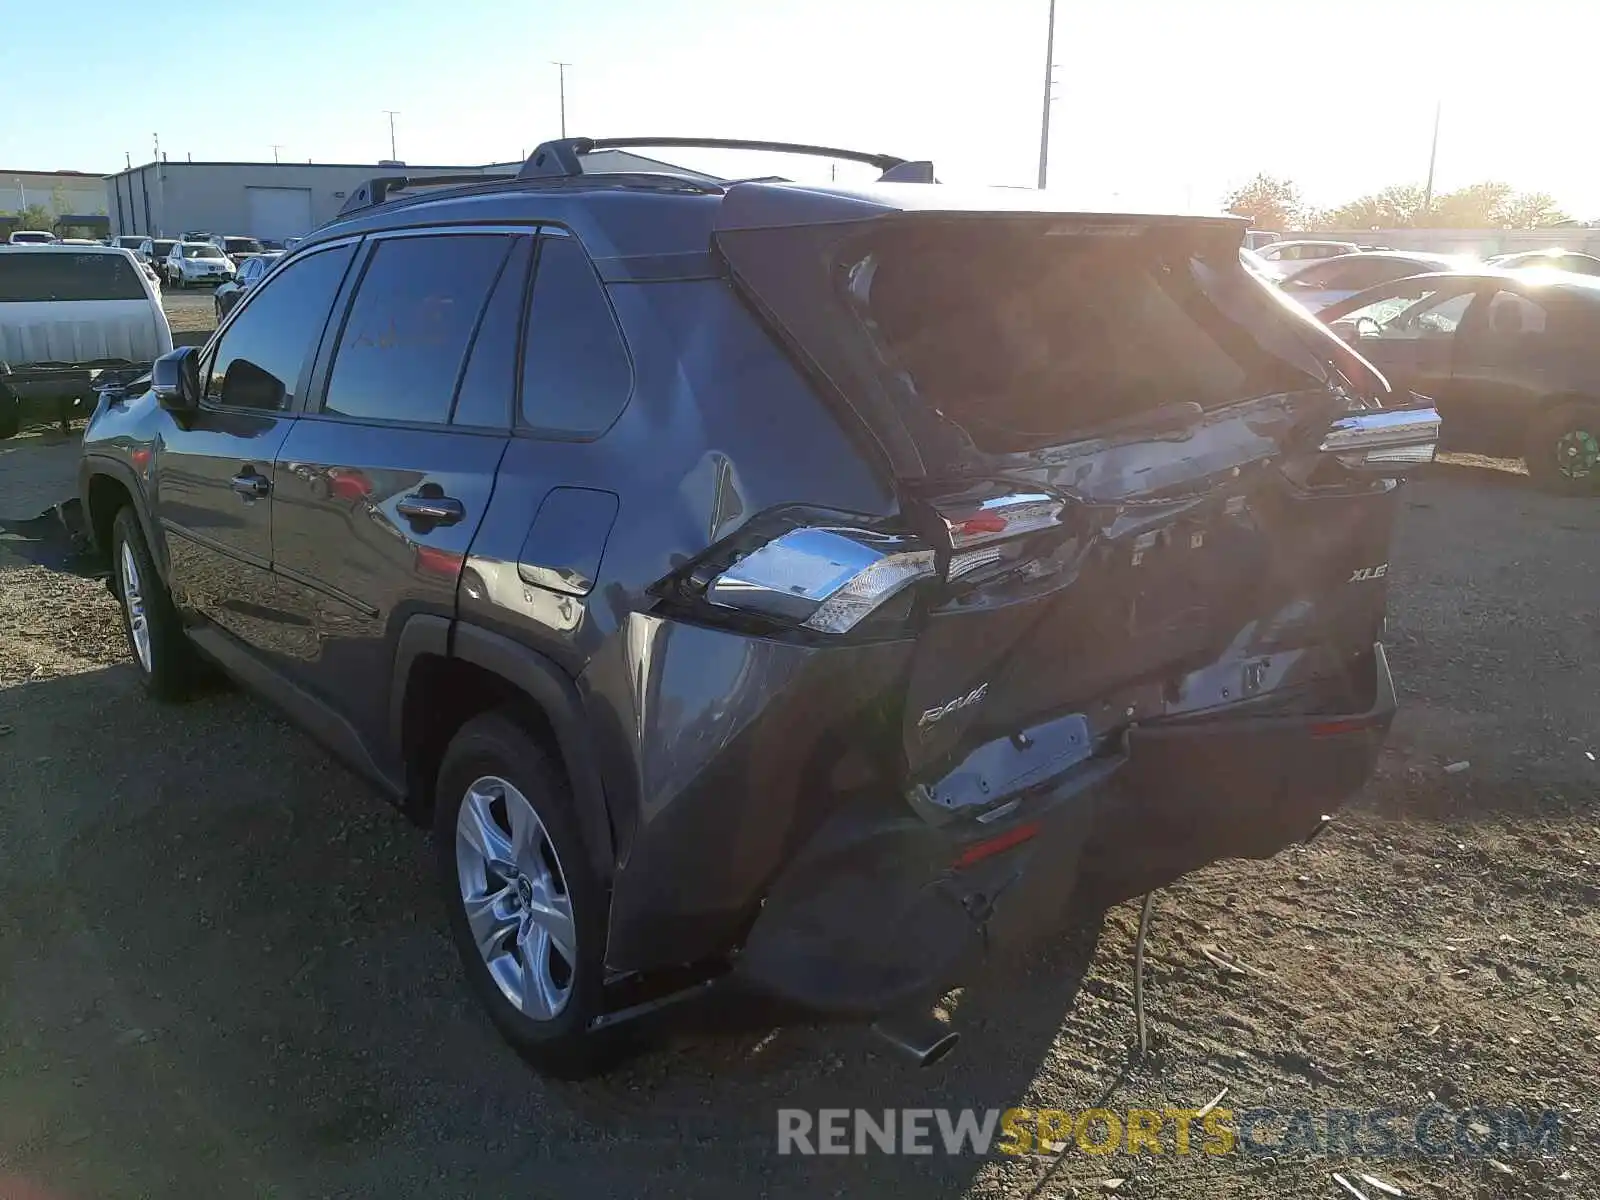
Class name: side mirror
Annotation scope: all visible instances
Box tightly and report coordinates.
[151,346,201,414]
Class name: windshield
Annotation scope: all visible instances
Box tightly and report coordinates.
[10,232,54,244]
[0,252,147,301]
[224,238,263,254]
[116,237,144,249]
[151,240,177,256]
[183,244,225,259]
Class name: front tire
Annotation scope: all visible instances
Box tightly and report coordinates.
[111,507,200,700]
[1526,402,1600,494]
[433,711,616,1078]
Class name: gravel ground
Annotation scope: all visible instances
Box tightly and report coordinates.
[0,441,1595,1200]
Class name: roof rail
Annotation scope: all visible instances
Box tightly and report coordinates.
[518,137,930,183]
[334,172,516,219]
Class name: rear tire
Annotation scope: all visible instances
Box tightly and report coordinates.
[1526,402,1600,494]
[110,507,201,700]
[433,711,619,1078]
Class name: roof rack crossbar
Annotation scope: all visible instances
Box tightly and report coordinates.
[335,172,517,218]
[517,136,911,181]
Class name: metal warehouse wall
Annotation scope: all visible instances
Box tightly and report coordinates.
[103,161,512,239]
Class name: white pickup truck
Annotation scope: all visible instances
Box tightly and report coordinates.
[0,245,172,438]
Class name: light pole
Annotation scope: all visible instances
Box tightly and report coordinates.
[1421,100,1442,222]
[270,143,284,164]
[382,110,400,160]
[551,62,571,137]
[1037,0,1057,189]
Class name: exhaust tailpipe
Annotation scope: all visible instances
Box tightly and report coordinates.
[870,1012,960,1067]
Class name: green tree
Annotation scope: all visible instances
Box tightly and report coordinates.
[1317,184,1427,230]
[1223,174,1302,230]
[1493,189,1569,228]
[11,203,54,231]
[1429,181,1515,227]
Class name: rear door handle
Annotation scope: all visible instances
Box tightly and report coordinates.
[230,470,270,499]
[397,493,465,525]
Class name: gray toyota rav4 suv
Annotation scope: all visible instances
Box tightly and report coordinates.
[78,137,1440,1076]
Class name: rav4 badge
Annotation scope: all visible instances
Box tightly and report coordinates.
[918,683,989,730]
[1348,563,1389,582]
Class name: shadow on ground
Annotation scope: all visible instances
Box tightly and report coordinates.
[0,665,1102,1199]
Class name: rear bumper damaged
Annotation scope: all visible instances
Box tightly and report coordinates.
[732,644,1396,1015]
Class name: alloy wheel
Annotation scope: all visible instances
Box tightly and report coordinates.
[454,775,576,1020]
[1555,427,1599,481]
[120,542,153,673]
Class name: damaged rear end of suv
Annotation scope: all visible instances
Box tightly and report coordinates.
[614,180,1437,1039]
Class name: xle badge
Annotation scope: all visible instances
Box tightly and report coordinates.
[1348,563,1389,582]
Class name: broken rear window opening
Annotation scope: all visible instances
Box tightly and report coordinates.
[844,223,1327,453]
[0,253,148,302]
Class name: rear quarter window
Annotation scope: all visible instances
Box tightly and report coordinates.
[518,234,633,438]
[0,252,147,302]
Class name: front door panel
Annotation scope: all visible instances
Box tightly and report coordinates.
[153,410,292,642]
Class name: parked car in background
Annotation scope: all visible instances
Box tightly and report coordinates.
[1278,251,1466,312]
[77,137,1436,1075]
[219,235,265,263]
[164,240,235,288]
[59,238,102,246]
[1487,249,1600,276]
[136,237,176,267]
[179,230,219,247]
[212,249,283,320]
[1255,239,1360,267]
[1242,230,1280,250]
[8,230,57,245]
[1240,246,1279,281]
[1320,270,1600,492]
[111,235,147,254]
[0,246,172,438]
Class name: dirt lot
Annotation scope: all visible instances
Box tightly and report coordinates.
[0,425,1595,1199]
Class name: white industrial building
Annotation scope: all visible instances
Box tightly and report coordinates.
[103,160,519,242]
[103,151,712,242]
[3,168,110,218]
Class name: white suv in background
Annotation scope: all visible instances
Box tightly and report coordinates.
[164,241,235,289]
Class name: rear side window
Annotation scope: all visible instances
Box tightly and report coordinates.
[322,234,512,425]
[452,236,532,428]
[0,252,146,302]
[519,234,633,437]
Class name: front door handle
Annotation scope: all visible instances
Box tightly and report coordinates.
[397,493,465,525]
[230,471,270,499]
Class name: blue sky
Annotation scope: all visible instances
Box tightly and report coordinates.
[4,0,1596,217]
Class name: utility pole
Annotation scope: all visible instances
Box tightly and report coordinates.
[551,62,571,137]
[382,110,400,160]
[1036,0,1058,189]
[1421,100,1442,222]
[153,133,165,236]
[271,143,283,163]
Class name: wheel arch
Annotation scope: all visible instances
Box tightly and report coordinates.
[391,616,616,883]
[82,459,167,584]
